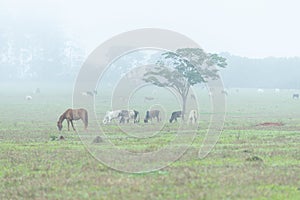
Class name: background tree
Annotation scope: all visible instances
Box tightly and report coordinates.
[0,17,85,82]
[143,48,227,119]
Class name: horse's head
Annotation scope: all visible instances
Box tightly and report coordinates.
[57,121,63,131]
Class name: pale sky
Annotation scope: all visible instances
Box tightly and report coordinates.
[1,0,300,58]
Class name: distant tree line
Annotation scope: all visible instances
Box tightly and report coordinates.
[220,53,300,89]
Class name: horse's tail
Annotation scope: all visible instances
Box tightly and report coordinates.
[85,110,88,129]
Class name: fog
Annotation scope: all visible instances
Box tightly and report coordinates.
[1,0,300,88]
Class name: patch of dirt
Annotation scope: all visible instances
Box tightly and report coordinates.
[245,156,263,162]
[256,122,284,127]
[59,135,65,140]
[242,149,253,153]
[92,136,103,143]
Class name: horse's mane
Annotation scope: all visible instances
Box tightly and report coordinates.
[58,112,66,122]
[58,114,65,122]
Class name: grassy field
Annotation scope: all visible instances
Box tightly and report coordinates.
[0,83,300,199]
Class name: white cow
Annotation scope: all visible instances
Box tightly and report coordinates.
[102,110,139,124]
[257,88,264,93]
[187,110,198,125]
[102,110,122,124]
[25,95,32,100]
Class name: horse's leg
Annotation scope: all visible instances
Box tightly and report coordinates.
[80,118,87,130]
[81,119,86,130]
[84,120,88,130]
[67,120,70,131]
[134,115,138,123]
[70,120,76,131]
[119,117,123,124]
[84,121,88,130]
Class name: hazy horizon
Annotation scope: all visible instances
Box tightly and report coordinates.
[1,0,300,58]
[1,0,300,90]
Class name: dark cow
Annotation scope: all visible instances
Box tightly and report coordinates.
[144,110,160,123]
[292,94,299,99]
[169,111,182,123]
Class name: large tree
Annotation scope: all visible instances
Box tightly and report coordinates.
[143,48,227,119]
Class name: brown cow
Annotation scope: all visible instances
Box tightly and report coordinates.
[144,110,160,123]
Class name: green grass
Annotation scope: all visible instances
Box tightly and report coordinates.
[0,84,300,199]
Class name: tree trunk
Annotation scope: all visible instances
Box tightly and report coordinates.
[181,85,189,121]
[182,95,187,121]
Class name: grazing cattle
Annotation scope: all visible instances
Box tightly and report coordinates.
[103,110,139,124]
[221,90,228,96]
[257,88,264,93]
[57,108,88,131]
[102,110,122,124]
[81,92,88,96]
[118,110,139,124]
[25,95,32,100]
[144,110,160,123]
[34,88,40,94]
[144,96,155,102]
[292,94,299,99]
[169,111,182,123]
[82,90,97,97]
[187,110,198,124]
[86,91,94,96]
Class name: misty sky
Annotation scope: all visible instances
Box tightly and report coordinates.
[1,0,300,58]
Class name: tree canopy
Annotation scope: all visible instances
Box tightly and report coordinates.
[143,48,227,119]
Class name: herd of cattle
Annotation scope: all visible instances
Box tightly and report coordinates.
[102,109,198,125]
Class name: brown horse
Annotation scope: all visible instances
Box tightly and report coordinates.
[57,108,88,131]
